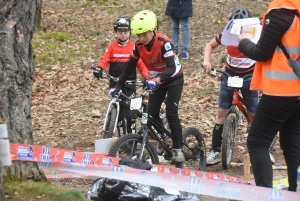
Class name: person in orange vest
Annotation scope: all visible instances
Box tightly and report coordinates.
[238,0,300,192]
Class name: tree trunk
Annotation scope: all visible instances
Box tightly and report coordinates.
[35,0,42,31]
[0,0,45,189]
[0,165,4,201]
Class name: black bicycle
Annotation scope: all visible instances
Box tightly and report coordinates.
[108,85,207,171]
[91,66,144,138]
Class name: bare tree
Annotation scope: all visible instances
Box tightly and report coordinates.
[0,0,45,198]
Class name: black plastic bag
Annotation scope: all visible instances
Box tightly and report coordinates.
[85,158,201,201]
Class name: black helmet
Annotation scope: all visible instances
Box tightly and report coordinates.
[114,16,130,32]
[230,8,252,20]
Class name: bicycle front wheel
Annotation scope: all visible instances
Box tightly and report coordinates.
[103,106,118,138]
[182,127,207,171]
[221,113,238,169]
[108,134,159,164]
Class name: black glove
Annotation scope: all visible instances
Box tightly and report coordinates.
[93,66,103,80]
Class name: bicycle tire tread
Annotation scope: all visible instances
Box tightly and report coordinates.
[108,134,159,164]
[182,127,207,171]
[221,113,237,169]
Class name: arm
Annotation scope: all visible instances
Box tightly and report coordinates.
[203,37,220,73]
[115,57,138,88]
[238,9,296,61]
[155,41,177,81]
[136,59,150,78]
[96,46,111,70]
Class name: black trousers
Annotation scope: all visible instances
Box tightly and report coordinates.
[148,81,183,149]
[247,94,300,191]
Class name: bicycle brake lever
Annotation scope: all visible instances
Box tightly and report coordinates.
[209,68,217,77]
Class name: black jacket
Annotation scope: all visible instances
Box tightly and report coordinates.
[238,9,296,61]
[165,0,193,18]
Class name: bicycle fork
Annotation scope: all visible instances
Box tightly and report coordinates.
[135,113,149,160]
[103,100,120,137]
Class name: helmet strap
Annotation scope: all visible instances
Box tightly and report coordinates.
[145,32,156,51]
[118,38,129,46]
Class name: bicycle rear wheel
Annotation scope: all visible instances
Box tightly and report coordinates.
[182,127,207,171]
[108,134,159,164]
[103,106,118,138]
[221,113,238,169]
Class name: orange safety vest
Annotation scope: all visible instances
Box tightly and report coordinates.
[250,0,300,96]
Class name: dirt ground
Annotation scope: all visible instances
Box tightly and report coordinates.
[32,0,288,200]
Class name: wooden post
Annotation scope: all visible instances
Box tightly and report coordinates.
[244,153,251,181]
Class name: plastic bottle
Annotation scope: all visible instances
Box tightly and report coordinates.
[297,166,300,193]
[141,113,148,124]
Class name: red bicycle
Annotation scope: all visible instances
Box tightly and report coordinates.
[211,68,276,169]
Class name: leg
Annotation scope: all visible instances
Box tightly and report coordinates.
[207,74,233,164]
[211,108,227,151]
[278,98,300,191]
[165,83,183,149]
[148,88,166,127]
[241,76,259,122]
[117,103,126,137]
[213,74,233,149]
[180,17,190,54]
[247,95,300,189]
[170,17,179,54]
[123,87,137,134]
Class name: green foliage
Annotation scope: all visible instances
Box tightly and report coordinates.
[85,0,123,6]
[32,31,80,70]
[219,54,227,64]
[41,32,74,42]
[189,84,215,98]
[203,84,215,95]
[31,39,39,49]
[106,9,114,14]
[4,180,87,201]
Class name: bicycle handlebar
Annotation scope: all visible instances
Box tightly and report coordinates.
[211,68,253,79]
[90,66,144,86]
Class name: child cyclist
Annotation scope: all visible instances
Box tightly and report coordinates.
[203,8,275,165]
[93,16,149,138]
[109,10,185,163]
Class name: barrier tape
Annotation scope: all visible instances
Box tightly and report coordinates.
[10,143,300,200]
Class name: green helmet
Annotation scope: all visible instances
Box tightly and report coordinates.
[130,10,157,34]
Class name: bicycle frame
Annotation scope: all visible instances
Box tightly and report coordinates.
[102,96,121,134]
[227,89,251,124]
[120,88,173,160]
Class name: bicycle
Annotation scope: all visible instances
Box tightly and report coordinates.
[211,68,276,169]
[107,85,207,171]
[91,66,169,141]
[91,66,144,139]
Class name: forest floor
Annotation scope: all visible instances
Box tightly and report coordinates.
[27,0,288,200]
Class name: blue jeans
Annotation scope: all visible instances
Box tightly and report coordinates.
[170,17,190,54]
[218,74,259,112]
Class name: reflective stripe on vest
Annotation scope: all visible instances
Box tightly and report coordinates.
[275,45,300,55]
[250,0,300,96]
[265,70,300,80]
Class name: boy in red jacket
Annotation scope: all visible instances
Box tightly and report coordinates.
[93,16,149,137]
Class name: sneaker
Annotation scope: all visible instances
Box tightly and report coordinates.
[269,152,275,164]
[181,52,189,59]
[206,149,221,164]
[170,149,185,163]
